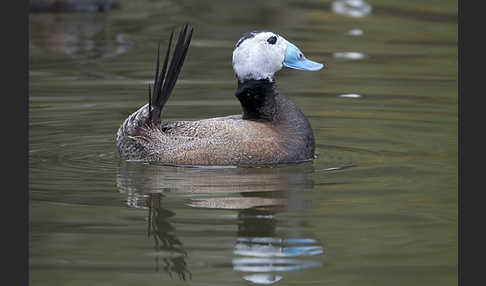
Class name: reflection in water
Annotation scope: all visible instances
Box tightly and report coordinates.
[30,13,131,66]
[333,51,367,60]
[30,0,120,13]
[347,28,364,36]
[331,0,372,18]
[147,193,191,280]
[233,207,323,284]
[117,162,324,284]
[338,93,361,98]
[121,191,191,280]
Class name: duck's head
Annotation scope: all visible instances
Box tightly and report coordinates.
[232,31,323,82]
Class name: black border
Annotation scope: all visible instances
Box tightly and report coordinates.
[459,0,483,285]
[2,0,29,285]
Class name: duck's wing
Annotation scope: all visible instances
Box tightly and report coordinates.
[160,115,244,137]
[160,121,196,136]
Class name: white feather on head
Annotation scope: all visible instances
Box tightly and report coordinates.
[232,31,288,82]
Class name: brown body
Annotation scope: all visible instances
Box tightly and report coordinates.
[116,92,315,166]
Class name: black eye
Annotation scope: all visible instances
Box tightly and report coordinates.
[298,53,303,60]
[267,36,277,45]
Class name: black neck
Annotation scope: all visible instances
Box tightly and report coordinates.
[235,79,279,121]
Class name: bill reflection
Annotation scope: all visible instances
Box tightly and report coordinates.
[234,206,323,284]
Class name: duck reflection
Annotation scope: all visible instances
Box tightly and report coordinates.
[117,162,323,284]
[147,193,191,280]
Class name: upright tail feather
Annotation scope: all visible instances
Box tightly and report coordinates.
[117,25,193,160]
[149,24,193,125]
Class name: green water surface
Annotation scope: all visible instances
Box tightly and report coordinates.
[29,0,457,285]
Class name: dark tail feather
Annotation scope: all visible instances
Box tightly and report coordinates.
[148,84,152,123]
[149,24,193,125]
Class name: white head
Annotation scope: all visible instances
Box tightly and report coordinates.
[232,31,323,82]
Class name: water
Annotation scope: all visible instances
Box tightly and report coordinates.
[29,0,457,285]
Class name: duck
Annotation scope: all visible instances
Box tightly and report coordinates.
[116,24,324,166]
